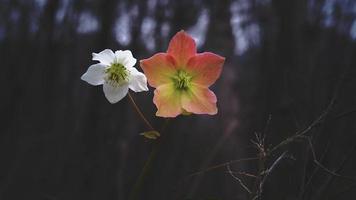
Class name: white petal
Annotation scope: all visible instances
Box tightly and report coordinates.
[92,49,115,65]
[103,83,129,103]
[128,67,149,92]
[115,50,137,68]
[81,63,106,86]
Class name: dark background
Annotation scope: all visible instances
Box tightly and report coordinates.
[1,0,356,199]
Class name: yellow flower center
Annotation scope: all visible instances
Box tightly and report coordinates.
[172,70,192,90]
[105,63,129,86]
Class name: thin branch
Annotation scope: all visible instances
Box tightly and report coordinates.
[259,151,291,198]
[227,164,252,194]
[334,109,356,120]
[183,103,356,196]
[234,171,258,179]
[252,132,267,200]
[269,99,334,155]
[185,157,259,178]
[300,140,331,197]
[263,152,289,180]
[301,136,356,181]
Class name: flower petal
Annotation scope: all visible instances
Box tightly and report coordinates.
[153,83,182,117]
[186,52,225,87]
[81,63,107,86]
[140,53,177,88]
[115,50,137,68]
[103,83,129,104]
[92,49,115,65]
[167,30,197,66]
[182,85,218,115]
[127,67,149,92]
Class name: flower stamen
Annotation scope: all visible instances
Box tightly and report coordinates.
[172,70,192,90]
[105,62,129,86]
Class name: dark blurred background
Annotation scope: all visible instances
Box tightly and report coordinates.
[1,0,356,199]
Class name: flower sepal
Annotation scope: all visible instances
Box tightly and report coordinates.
[140,130,161,140]
[181,109,192,116]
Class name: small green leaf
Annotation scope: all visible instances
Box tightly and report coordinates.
[140,130,160,139]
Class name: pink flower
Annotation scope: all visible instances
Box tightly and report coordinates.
[140,31,225,118]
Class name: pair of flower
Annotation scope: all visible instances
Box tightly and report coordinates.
[81,31,225,118]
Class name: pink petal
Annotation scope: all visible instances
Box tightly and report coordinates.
[153,84,183,118]
[186,52,225,87]
[182,85,218,115]
[167,30,197,67]
[140,53,177,88]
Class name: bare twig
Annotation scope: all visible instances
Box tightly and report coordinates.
[334,109,356,120]
[185,157,259,178]
[251,132,267,200]
[227,164,252,194]
[300,140,331,197]
[269,108,330,155]
[235,171,258,179]
[300,136,356,181]
[261,152,289,184]
[258,151,292,199]
[269,75,341,155]
[187,119,239,197]
[184,102,356,198]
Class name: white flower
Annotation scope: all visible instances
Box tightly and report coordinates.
[81,49,148,103]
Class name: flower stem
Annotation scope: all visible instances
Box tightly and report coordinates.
[127,92,155,131]
[127,92,170,200]
[129,141,160,200]
[128,119,170,200]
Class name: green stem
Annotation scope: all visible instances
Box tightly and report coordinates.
[128,141,161,200]
[129,119,169,200]
[127,92,155,131]
[127,93,170,200]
